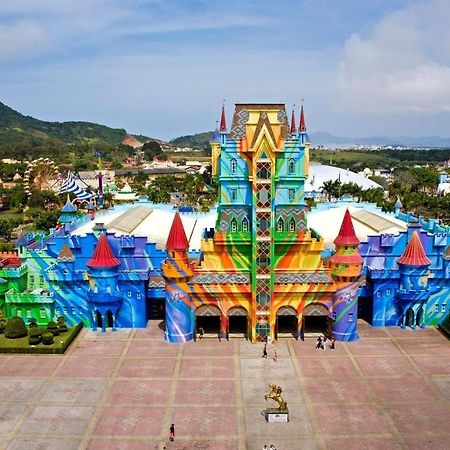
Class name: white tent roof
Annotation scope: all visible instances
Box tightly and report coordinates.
[306,164,382,192]
[73,202,406,250]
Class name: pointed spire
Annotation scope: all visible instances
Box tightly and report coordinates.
[87,233,120,268]
[16,229,28,247]
[166,211,189,252]
[57,243,75,262]
[299,103,306,132]
[61,195,77,213]
[290,107,297,134]
[397,231,431,266]
[210,121,220,143]
[334,209,360,245]
[220,103,227,133]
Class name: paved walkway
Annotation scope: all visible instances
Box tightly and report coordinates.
[0,320,449,449]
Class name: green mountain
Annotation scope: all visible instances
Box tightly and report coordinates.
[170,131,214,148]
[0,101,149,146]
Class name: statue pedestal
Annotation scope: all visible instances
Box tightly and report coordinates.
[265,408,289,423]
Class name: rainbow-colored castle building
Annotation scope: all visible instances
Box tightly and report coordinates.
[0,103,449,343]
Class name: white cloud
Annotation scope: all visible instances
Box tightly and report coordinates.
[337,0,450,113]
[0,21,50,59]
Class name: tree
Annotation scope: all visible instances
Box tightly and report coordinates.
[35,210,60,231]
[142,141,163,160]
[0,219,15,240]
[102,192,113,208]
[320,179,341,201]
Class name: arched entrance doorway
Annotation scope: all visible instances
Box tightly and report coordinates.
[228,307,248,338]
[195,305,221,338]
[106,310,114,329]
[302,304,330,336]
[276,306,298,338]
[406,307,415,328]
[416,307,424,328]
[96,310,102,329]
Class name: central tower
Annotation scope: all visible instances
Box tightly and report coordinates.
[211,103,312,341]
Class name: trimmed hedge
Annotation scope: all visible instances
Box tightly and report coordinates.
[46,321,60,336]
[42,333,54,345]
[0,322,83,354]
[5,317,28,339]
[28,336,42,345]
[28,328,43,338]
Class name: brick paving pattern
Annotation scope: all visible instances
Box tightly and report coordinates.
[0,319,448,449]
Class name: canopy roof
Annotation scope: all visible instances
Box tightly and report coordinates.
[397,231,431,266]
[87,233,120,268]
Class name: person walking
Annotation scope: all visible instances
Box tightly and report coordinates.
[322,335,327,351]
[330,336,336,350]
[262,343,268,358]
[316,335,322,350]
[273,347,278,362]
[169,423,175,441]
[198,327,204,339]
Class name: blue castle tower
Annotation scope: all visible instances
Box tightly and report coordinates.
[396,231,431,329]
[86,233,122,331]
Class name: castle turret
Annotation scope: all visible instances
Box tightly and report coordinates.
[87,200,95,220]
[57,243,75,280]
[329,209,363,341]
[15,230,28,259]
[162,212,195,342]
[59,195,78,228]
[219,104,227,146]
[396,231,431,329]
[394,197,402,216]
[290,108,297,135]
[86,233,122,331]
[298,103,310,176]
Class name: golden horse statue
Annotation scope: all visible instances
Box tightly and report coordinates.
[265,384,288,410]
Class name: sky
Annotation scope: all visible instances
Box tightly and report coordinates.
[1,0,450,140]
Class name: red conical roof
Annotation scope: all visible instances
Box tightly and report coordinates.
[87,233,120,268]
[290,109,297,134]
[220,105,227,132]
[299,104,306,132]
[166,212,189,251]
[334,209,360,245]
[397,231,431,266]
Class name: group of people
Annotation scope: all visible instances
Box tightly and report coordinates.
[263,445,278,450]
[316,334,335,350]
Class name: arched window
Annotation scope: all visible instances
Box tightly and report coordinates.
[289,217,296,232]
[242,217,249,232]
[230,158,237,174]
[288,159,295,174]
[257,167,271,179]
[231,218,238,232]
[277,217,284,232]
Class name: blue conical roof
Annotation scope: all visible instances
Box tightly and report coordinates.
[16,230,28,247]
[61,195,77,213]
[210,128,220,143]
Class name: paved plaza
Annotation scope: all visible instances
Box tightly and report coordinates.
[0,320,449,449]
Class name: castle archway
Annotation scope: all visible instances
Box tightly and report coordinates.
[195,305,221,338]
[96,310,102,329]
[302,303,331,337]
[227,307,248,338]
[275,306,298,339]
